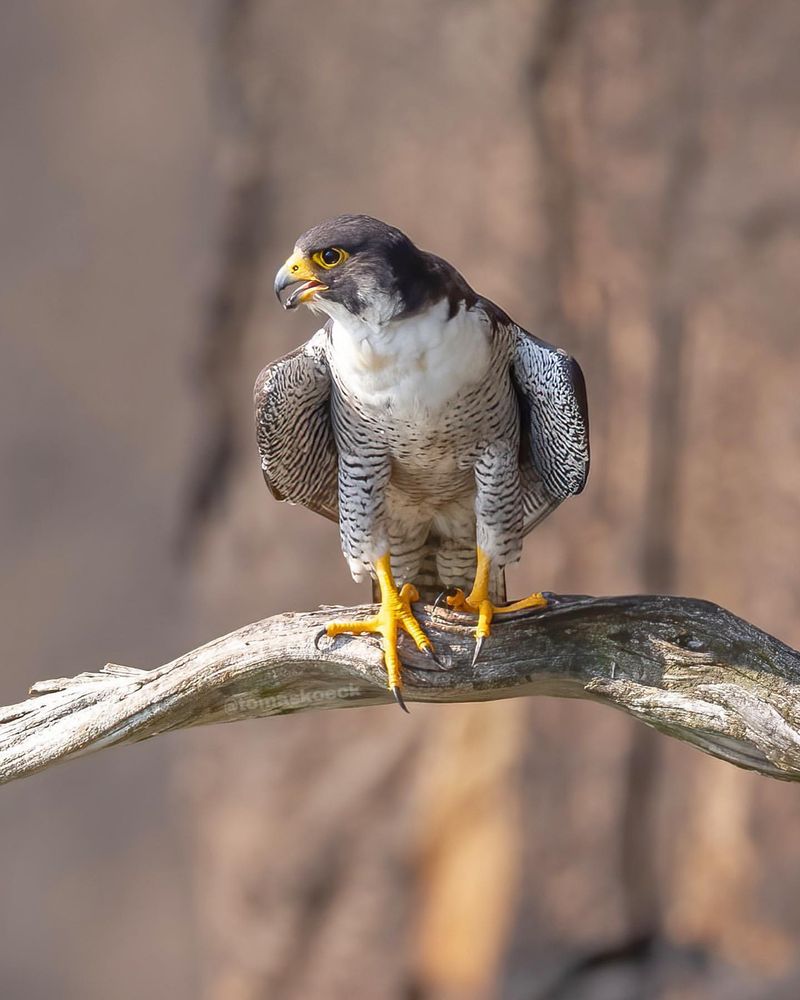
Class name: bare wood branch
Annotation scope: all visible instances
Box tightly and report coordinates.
[2,595,800,785]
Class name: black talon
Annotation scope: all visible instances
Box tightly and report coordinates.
[432,590,449,616]
[392,685,410,713]
[314,627,330,651]
[421,643,444,668]
[471,636,485,668]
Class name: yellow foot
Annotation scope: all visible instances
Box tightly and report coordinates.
[446,549,548,665]
[325,557,435,712]
[447,589,548,663]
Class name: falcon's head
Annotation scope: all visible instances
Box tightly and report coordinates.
[274,215,460,325]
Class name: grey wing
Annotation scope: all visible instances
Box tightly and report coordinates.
[254,327,339,523]
[512,325,590,534]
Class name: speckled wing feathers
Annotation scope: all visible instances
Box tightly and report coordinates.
[254,328,339,523]
[511,326,590,509]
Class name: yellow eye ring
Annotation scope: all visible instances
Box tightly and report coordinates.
[312,247,349,269]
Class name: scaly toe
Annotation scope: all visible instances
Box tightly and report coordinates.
[325,617,379,638]
[398,583,420,604]
[446,589,472,612]
[394,590,434,655]
[324,587,435,703]
[495,592,549,614]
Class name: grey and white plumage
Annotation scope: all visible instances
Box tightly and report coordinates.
[256,215,589,605]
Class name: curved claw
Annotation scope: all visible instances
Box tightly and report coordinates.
[471,636,485,668]
[392,685,410,713]
[313,627,330,651]
[421,643,444,668]
[432,589,455,618]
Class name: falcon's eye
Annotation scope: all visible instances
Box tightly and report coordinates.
[313,247,348,269]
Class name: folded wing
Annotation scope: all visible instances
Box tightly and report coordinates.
[254,328,339,523]
[512,325,590,534]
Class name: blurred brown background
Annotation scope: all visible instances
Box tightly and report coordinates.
[2,2,800,998]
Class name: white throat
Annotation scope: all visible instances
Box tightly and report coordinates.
[326,298,492,417]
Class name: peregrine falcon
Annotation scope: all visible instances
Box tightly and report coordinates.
[258,215,589,710]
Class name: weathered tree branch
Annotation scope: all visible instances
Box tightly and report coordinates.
[2,595,800,785]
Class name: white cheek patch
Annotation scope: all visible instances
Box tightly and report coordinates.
[315,286,402,331]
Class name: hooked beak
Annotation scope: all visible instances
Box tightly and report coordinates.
[274,253,328,310]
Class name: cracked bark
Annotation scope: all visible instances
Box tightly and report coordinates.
[3,595,800,786]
